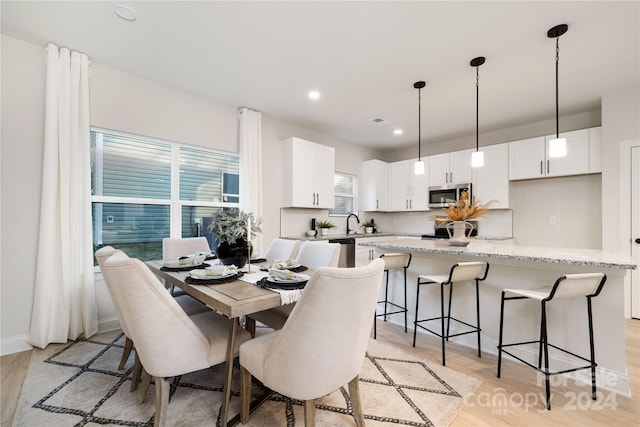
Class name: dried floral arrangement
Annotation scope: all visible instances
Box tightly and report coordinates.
[429,191,498,222]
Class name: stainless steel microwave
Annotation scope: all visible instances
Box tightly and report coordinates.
[428,183,472,209]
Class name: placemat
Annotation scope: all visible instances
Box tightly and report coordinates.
[184,271,244,284]
[256,276,307,290]
[161,262,210,272]
[259,265,308,273]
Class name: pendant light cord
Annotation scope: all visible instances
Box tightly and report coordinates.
[555,37,560,139]
[418,86,422,161]
[476,66,479,151]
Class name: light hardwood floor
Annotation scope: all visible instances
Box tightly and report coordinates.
[2,319,638,426]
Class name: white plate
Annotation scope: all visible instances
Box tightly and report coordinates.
[189,269,237,280]
[267,273,310,284]
[163,259,200,268]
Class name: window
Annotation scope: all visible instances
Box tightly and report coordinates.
[91,129,239,261]
[330,172,358,216]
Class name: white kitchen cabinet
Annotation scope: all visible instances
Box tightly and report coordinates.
[472,143,509,208]
[588,126,602,173]
[362,159,389,211]
[282,137,335,208]
[355,236,398,266]
[389,159,429,211]
[509,129,591,180]
[429,149,473,186]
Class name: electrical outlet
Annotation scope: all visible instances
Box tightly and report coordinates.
[549,216,557,225]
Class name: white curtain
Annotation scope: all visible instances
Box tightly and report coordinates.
[28,44,98,349]
[238,107,264,254]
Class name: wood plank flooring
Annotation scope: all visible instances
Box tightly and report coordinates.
[2,320,638,426]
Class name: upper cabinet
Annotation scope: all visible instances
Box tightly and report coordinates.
[509,128,598,180]
[282,137,335,209]
[429,149,473,186]
[472,143,509,208]
[362,159,389,211]
[389,159,429,211]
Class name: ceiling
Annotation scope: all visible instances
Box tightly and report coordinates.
[2,1,639,152]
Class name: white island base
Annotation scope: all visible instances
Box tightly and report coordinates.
[360,239,636,397]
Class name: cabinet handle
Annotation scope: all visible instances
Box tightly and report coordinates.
[547,160,550,174]
[376,200,379,209]
[410,199,412,209]
[450,172,453,183]
[540,160,543,175]
[317,193,320,205]
[406,199,408,209]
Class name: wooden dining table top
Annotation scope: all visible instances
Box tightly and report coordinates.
[146,260,283,319]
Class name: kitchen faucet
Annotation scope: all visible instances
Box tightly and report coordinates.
[346,213,360,235]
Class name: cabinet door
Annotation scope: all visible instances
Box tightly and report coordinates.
[450,149,473,184]
[472,143,509,208]
[409,162,429,210]
[362,160,389,211]
[546,129,589,177]
[429,153,450,186]
[509,136,546,180]
[287,138,317,207]
[389,160,412,210]
[313,144,335,208]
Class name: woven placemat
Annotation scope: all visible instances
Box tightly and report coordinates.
[184,271,245,285]
[160,262,210,272]
[256,276,307,290]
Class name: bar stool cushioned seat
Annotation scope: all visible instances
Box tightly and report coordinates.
[497,272,607,410]
[374,252,411,339]
[413,261,489,366]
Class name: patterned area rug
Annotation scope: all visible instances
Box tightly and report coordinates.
[12,330,481,426]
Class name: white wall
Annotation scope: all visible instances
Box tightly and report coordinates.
[0,35,381,354]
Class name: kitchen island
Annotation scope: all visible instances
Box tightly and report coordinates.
[359,238,636,396]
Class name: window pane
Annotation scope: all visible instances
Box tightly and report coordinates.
[333,195,354,215]
[181,205,221,250]
[331,172,357,216]
[92,133,172,199]
[92,202,169,262]
[335,173,354,194]
[180,147,239,202]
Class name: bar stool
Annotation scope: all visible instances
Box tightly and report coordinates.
[497,273,607,410]
[412,261,489,366]
[374,253,412,339]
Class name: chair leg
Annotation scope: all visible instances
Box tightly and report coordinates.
[373,310,377,339]
[154,377,170,427]
[403,267,408,333]
[445,282,453,342]
[348,376,366,427]
[131,352,143,392]
[497,291,506,378]
[440,282,447,366]
[541,302,551,410]
[119,337,133,370]
[413,279,421,347]
[383,270,390,321]
[475,279,481,358]
[240,366,252,424]
[587,297,597,400]
[138,369,152,404]
[304,399,316,427]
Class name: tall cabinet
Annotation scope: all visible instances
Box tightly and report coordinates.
[362,159,389,211]
[472,143,509,207]
[282,137,335,209]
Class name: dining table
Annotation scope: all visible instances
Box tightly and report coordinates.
[145,259,309,426]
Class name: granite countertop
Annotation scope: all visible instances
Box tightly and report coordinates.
[358,238,637,270]
[282,232,408,241]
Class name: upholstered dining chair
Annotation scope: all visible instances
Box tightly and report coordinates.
[247,241,341,333]
[262,237,301,261]
[239,259,385,427]
[96,246,209,387]
[102,251,251,427]
[162,237,212,295]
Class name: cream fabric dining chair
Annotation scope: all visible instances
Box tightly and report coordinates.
[239,259,385,427]
[247,241,341,333]
[96,246,208,388]
[162,237,212,295]
[102,251,251,427]
[262,237,300,261]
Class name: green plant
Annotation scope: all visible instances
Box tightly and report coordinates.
[208,209,262,244]
[316,219,336,229]
[361,220,376,228]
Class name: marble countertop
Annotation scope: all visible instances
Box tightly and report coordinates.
[359,238,637,270]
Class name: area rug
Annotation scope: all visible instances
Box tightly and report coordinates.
[12,330,481,427]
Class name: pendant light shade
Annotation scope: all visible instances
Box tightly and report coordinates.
[548,24,568,158]
[470,56,485,168]
[414,81,426,175]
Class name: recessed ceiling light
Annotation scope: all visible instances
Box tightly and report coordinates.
[308,91,320,100]
[114,3,137,21]
[393,129,403,135]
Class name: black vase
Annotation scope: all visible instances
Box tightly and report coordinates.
[216,239,252,268]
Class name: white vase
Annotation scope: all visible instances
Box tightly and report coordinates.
[365,227,374,234]
[320,228,329,236]
[446,221,474,246]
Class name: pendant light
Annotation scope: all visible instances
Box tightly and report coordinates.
[470,56,485,168]
[547,24,569,158]
[414,81,426,175]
